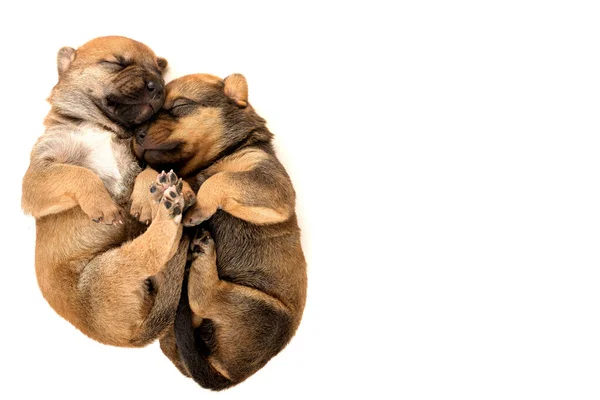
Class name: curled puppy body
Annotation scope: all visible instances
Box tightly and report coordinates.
[21,36,194,347]
[134,74,307,389]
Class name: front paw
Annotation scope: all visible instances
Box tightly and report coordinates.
[151,170,185,223]
[149,170,179,202]
[130,170,195,225]
[130,190,154,225]
[161,185,185,220]
[182,203,215,227]
[182,185,197,210]
[80,193,123,225]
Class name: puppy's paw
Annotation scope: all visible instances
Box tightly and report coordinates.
[189,229,215,260]
[181,183,197,211]
[150,170,179,202]
[130,191,153,226]
[160,185,185,223]
[80,192,124,225]
[182,203,215,227]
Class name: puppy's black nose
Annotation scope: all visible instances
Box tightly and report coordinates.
[146,80,157,93]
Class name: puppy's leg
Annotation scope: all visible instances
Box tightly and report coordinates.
[22,162,122,223]
[126,170,186,271]
[129,166,159,224]
[187,229,219,316]
[131,167,196,225]
[183,230,294,384]
[184,169,293,227]
[130,236,189,346]
[78,171,188,345]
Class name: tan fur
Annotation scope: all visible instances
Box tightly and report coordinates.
[175,108,225,177]
[224,74,248,107]
[186,159,292,225]
[204,147,268,174]
[22,37,191,347]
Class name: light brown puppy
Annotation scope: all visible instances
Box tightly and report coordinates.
[21,36,193,347]
[133,74,307,389]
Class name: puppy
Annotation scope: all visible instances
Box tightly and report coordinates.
[133,73,307,389]
[21,36,193,347]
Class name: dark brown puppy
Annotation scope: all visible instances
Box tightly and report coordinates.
[21,36,194,347]
[133,74,307,390]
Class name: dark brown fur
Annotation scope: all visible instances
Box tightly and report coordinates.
[133,74,307,389]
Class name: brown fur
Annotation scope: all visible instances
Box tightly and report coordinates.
[21,37,194,347]
[134,73,307,389]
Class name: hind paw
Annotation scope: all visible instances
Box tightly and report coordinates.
[189,229,215,260]
[151,170,185,222]
[150,170,179,202]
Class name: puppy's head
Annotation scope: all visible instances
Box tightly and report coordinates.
[50,36,168,137]
[133,73,268,176]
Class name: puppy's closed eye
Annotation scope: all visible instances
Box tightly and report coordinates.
[99,60,126,71]
[169,99,198,117]
[99,55,131,71]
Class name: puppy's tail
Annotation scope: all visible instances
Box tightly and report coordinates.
[130,237,189,346]
[174,281,233,391]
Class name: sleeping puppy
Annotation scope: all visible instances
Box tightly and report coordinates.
[21,36,194,347]
[133,73,307,389]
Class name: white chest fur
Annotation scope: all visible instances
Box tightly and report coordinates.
[75,129,122,182]
[71,129,137,198]
[34,125,139,201]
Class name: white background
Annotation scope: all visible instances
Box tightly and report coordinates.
[1,1,599,399]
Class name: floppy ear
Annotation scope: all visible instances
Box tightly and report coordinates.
[57,47,76,78]
[157,57,168,72]
[224,73,248,108]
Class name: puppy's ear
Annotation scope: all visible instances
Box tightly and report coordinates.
[224,74,248,108]
[157,57,168,73]
[57,47,76,78]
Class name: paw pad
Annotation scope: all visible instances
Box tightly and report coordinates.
[151,170,185,221]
